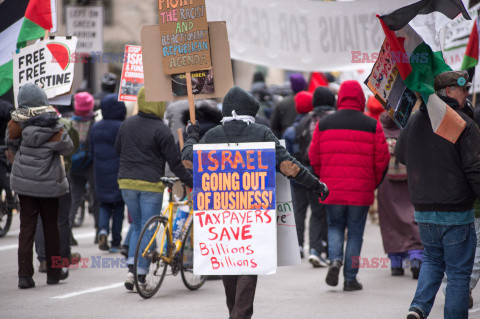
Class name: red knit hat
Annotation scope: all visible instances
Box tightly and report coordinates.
[74,92,94,116]
[366,95,385,121]
[295,91,313,114]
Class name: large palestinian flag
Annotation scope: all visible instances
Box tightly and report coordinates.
[379,0,469,143]
[0,0,54,96]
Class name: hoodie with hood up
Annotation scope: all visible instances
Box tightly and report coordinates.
[309,80,390,206]
[115,87,192,191]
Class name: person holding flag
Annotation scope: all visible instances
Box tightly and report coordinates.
[377,1,480,318]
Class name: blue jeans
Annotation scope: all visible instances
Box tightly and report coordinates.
[98,201,125,246]
[410,223,476,319]
[325,205,369,281]
[121,190,164,275]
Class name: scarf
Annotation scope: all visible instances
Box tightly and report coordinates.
[221,110,255,125]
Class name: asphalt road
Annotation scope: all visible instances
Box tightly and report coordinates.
[1,211,480,319]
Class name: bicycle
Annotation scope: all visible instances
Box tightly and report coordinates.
[133,177,206,299]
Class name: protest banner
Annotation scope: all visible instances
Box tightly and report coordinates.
[158,0,212,75]
[205,0,414,71]
[13,36,78,106]
[192,142,277,275]
[275,141,300,267]
[118,45,144,102]
[66,6,104,54]
[141,21,233,102]
[365,40,417,128]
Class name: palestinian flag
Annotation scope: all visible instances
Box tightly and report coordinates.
[379,0,470,143]
[461,18,479,71]
[0,0,54,96]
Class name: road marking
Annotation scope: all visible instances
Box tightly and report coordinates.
[0,232,95,252]
[52,282,124,299]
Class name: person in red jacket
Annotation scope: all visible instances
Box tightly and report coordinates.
[308,80,390,291]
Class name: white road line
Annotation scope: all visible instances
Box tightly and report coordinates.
[51,282,124,299]
[0,232,95,252]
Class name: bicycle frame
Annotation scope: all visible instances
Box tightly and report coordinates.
[142,194,193,265]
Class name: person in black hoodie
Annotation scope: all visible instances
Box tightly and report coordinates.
[182,86,328,319]
[396,71,480,319]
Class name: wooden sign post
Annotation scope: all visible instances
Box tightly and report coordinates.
[158,0,212,124]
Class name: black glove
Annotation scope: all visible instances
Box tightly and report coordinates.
[185,120,200,140]
[314,180,329,201]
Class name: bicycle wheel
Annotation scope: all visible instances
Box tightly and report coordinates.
[180,222,206,290]
[0,192,12,238]
[134,215,170,299]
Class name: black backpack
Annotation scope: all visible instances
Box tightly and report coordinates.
[294,108,334,165]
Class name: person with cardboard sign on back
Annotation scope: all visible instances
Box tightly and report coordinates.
[182,86,329,319]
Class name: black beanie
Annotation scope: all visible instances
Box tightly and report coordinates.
[313,86,335,108]
[222,86,259,117]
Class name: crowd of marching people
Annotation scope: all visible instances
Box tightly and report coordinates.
[2,68,480,319]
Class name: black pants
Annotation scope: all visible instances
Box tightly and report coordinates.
[291,182,328,253]
[35,192,72,261]
[18,195,60,280]
[69,164,99,230]
[222,275,258,319]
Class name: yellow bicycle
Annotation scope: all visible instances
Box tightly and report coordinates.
[133,177,206,299]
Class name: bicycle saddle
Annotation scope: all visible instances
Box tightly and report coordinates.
[160,177,180,188]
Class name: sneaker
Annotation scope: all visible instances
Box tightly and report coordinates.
[98,232,109,251]
[411,259,422,280]
[70,252,81,265]
[124,272,134,290]
[325,260,342,287]
[121,245,129,258]
[309,249,328,268]
[407,307,424,319]
[391,267,404,276]
[299,246,304,259]
[47,276,60,285]
[60,267,69,280]
[18,277,35,289]
[109,245,122,253]
[343,279,363,291]
[38,261,47,273]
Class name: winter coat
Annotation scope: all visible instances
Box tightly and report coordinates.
[270,95,298,138]
[0,100,14,163]
[309,81,390,206]
[395,96,480,212]
[377,113,422,254]
[182,120,320,190]
[90,95,126,203]
[6,121,74,198]
[58,117,79,174]
[115,92,193,189]
[180,100,222,139]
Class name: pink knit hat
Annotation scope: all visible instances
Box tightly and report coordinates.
[74,92,94,116]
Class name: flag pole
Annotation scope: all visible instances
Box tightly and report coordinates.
[186,72,196,124]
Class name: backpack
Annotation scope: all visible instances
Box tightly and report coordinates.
[386,137,407,181]
[294,108,333,165]
[70,120,93,173]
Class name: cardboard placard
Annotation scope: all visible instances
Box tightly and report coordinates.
[158,0,211,74]
[13,37,78,107]
[119,45,144,102]
[141,22,233,102]
[192,142,277,275]
[365,39,416,128]
[66,6,104,54]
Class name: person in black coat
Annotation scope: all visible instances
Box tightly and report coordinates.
[182,86,328,319]
[90,94,126,252]
[0,99,14,209]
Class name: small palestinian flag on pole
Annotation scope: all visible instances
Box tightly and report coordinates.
[461,18,479,71]
[0,0,54,96]
[378,0,470,143]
